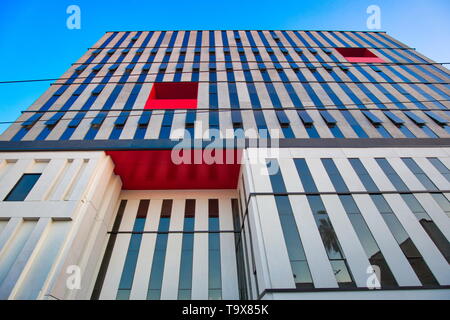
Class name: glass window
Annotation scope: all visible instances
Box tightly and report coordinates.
[401,194,450,263]
[431,193,450,218]
[293,159,318,193]
[321,158,349,192]
[402,158,437,191]
[339,195,397,287]
[4,174,41,201]
[178,199,195,300]
[274,196,313,287]
[266,159,286,193]
[375,158,409,191]
[116,200,149,300]
[370,194,438,285]
[147,200,172,300]
[208,199,221,299]
[428,158,450,183]
[307,195,355,287]
[348,158,379,192]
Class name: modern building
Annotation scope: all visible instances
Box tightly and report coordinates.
[0,30,449,300]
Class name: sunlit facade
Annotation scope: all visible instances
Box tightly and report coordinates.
[0,30,449,300]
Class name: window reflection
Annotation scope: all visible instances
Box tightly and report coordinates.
[371,194,438,286]
[147,200,172,300]
[307,195,355,287]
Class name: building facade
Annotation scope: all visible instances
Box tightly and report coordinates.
[0,30,449,300]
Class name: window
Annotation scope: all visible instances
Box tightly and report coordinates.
[147,200,172,300]
[322,158,349,192]
[349,158,379,192]
[401,194,450,263]
[178,199,195,300]
[293,159,318,193]
[376,158,409,192]
[208,199,222,300]
[4,174,41,201]
[144,82,198,109]
[371,194,438,285]
[274,196,313,288]
[402,158,438,190]
[117,200,150,300]
[335,48,385,63]
[339,195,397,287]
[427,158,450,183]
[432,193,450,218]
[307,195,355,287]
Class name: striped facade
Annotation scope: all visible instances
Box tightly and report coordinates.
[0,30,449,300]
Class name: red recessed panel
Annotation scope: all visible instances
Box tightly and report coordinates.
[335,47,385,63]
[106,150,242,190]
[145,82,198,109]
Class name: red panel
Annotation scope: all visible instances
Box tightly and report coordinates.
[145,82,198,109]
[335,47,385,63]
[106,150,242,190]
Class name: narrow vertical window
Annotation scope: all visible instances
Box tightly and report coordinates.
[275,196,313,287]
[376,158,409,192]
[307,195,355,287]
[321,158,349,193]
[231,198,248,299]
[293,158,318,193]
[401,194,450,263]
[178,199,195,300]
[147,199,172,300]
[339,195,397,287]
[371,194,438,285]
[208,199,221,300]
[427,158,450,183]
[4,174,41,201]
[431,193,450,218]
[266,159,313,287]
[348,158,380,192]
[402,158,438,191]
[117,200,150,300]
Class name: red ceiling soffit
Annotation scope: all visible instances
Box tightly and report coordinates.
[106,149,242,190]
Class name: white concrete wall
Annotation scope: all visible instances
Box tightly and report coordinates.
[0,151,121,300]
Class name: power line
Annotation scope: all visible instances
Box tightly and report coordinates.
[0,61,448,85]
[1,97,448,126]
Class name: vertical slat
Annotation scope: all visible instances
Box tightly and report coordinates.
[289,195,338,288]
[254,196,296,289]
[49,159,84,201]
[321,194,372,287]
[414,193,450,242]
[305,158,334,192]
[353,194,422,286]
[415,158,450,190]
[26,159,67,201]
[160,198,184,299]
[0,217,51,299]
[160,234,182,299]
[98,200,138,299]
[191,198,208,299]
[384,194,450,285]
[219,198,239,299]
[0,159,33,200]
[359,158,396,191]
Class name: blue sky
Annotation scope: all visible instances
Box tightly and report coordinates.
[0,0,449,134]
